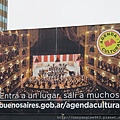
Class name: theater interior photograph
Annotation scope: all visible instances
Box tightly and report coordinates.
[0,24,120,115]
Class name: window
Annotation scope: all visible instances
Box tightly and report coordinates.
[0,4,8,12]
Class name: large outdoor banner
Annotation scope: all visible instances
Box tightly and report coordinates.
[0,24,120,120]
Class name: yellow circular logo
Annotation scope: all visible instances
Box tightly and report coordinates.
[97,29,120,56]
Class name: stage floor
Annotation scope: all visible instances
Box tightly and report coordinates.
[33,65,78,76]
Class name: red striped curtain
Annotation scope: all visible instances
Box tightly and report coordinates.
[44,55,48,62]
[69,54,73,61]
[63,54,66,61]
[50,55,54,62]
[38,56,41,62]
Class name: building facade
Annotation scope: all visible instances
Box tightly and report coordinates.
[0,0,8,30]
